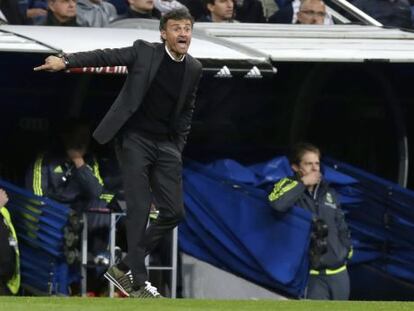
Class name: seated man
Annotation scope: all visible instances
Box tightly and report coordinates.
[268,0,330,25]
[25,120,116,290]
[198,0,237,22]
[44,0,78,26]
[268,143,352,300]
[26,120,105,208]
[0,189,20,296]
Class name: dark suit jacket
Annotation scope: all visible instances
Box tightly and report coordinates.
[268,5,293,24]
[66,40,203,150]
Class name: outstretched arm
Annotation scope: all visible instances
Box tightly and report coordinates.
[33,55,66,72]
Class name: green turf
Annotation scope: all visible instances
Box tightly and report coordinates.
[1,297,414,311]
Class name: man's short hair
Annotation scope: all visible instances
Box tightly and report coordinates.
[159,8,194,31]
[288,142,321,165]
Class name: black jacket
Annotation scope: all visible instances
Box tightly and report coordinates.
[114,7,161,22]
[66,40,203,151]
[268,4,293,24]
[235,0,266,23]
[268,177,352,271]
[44,10,78,26]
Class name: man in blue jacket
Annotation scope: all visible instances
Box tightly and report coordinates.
[268,142,352,300]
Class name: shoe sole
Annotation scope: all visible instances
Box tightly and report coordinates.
[104,271,130,297]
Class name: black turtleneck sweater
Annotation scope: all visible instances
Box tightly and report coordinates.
[125,52,186,140]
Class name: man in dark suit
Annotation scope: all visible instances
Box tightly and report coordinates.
[34,8,202,298]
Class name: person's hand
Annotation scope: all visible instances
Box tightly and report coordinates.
[301,171,321,187]
[26,8,47,19]
[0,188,9,207]
[34,55,66,72]
[67,149,86,168]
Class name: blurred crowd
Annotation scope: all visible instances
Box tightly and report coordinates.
[1,0,414,29]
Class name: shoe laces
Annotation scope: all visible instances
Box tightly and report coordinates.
[118,270,134,290]
[144,281,160,297]
[125,271,134,284]
[125,270,134,284]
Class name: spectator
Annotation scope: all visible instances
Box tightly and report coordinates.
[44,0,78,26]
[117,0,161,20]
[268,0,331,25]
[0,189,20,296]
[235,0,266,23]
[77,0,117,27]
[198,0,237,22]
[268,143,352,300]
[351,0,412,29]
[296,0,325,24]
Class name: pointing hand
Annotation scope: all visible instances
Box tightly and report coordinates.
[34,55,66,72]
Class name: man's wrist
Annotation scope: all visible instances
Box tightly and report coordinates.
[60,54,70,68]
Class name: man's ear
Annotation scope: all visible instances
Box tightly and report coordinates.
[161,30,167,41]
[207,3,214,13]
[291,164,299,173]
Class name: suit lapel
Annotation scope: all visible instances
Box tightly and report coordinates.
[148,43,165,84]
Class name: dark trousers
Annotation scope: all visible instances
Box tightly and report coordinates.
[306,268,350,300]
[116,131,184,287]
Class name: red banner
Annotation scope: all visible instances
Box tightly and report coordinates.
[67,66,128,74]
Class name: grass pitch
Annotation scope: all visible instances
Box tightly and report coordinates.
[1,297,414,311]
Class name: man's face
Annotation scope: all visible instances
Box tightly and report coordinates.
[128,0,154,13]
[49,0,77,22]
[292,151,320,177]
[207,0,234,22]
[161,19,192,58]
[297,0,326,25]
